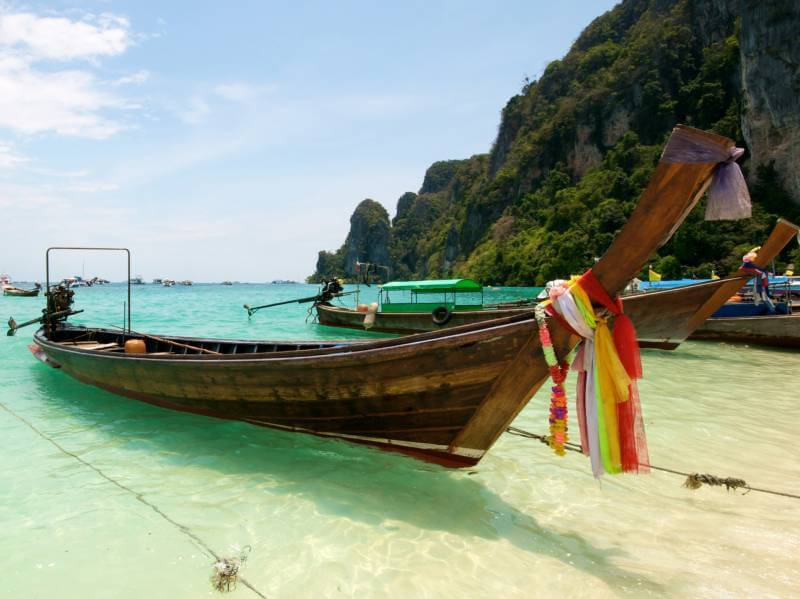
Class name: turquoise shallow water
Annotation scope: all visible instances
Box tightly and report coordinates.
[1,283,798,598]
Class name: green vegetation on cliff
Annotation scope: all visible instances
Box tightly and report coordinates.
[311,0,800,285]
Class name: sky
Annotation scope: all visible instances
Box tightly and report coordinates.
[0,0,618,282]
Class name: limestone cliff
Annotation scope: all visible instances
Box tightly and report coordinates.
[310,0,800,285]
[740,0,800,204]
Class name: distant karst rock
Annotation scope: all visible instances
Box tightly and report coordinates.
[342,199,391,277]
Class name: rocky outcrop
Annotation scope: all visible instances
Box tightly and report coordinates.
[740,0,800,205]
[568,125,603,178]
[342,199,391,277]
[419,160,466,194]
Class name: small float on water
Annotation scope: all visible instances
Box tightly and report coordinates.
[20,125,750,469]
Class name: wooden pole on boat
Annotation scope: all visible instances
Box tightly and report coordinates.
[107,325,221,355]
[6,309,84,336]
[244,291,356,316]
[684,218,800,332]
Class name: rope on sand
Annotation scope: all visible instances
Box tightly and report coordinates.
[505,426,800,500]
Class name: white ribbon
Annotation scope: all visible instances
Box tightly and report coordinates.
[551,290,603,477]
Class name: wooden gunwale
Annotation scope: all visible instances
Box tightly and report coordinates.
[35,312,538,362]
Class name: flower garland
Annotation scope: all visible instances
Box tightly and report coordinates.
[534,304,569,456]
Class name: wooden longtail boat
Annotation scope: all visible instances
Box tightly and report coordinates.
[30,126,735,467]
[689,313,800,348]
[317,219,800,350]
[686,299,799,348]
[3,284,41,297]
[623,218,800,349]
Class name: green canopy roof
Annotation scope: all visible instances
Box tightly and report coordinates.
[380,279,483,293]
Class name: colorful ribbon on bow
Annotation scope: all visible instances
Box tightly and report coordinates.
[537,269,649,477]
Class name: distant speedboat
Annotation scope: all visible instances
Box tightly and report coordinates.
[179,280,193,286]
[152,278,163,285]
[129,276,144,285]
[162,279,175,287]
[62,277,89,288]
[222,281,233,285]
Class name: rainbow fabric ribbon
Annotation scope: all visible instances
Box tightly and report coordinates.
[538,270,650,477]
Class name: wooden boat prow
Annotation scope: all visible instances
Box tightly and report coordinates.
[32,125,738,466]
[625,218,800,349]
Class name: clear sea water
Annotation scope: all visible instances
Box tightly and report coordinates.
[1,283,798,598]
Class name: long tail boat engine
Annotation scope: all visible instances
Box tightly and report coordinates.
[45,284,76,323]
[6,284,82,336]
[319,278,344,302]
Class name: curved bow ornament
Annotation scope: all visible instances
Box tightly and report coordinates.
[661,127,751,220]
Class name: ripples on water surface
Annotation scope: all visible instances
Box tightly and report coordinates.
[1,284,798,597]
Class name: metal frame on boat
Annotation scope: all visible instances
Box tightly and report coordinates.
[29,126,743,467]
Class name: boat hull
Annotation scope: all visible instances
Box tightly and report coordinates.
[34,319,572,467]
[689,313,800,348]
[317,303,529,334]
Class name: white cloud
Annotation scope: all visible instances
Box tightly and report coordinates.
[0,55,125,137]
[0,12,130,61]
[0,10,140,138]
[113,69,149,86]
[0,141,27,168]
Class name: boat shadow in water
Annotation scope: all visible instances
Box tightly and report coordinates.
[31,367,662,592]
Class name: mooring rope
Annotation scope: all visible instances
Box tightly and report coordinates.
[506,426,800,500]
[0,400,267,598]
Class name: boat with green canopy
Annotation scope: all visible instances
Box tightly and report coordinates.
[317,277,541,333]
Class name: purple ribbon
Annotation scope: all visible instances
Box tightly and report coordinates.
[660,127,751,221]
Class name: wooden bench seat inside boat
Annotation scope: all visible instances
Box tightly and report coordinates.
[64,341,121,351]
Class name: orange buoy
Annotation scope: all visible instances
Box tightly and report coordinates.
[124,339,147,354]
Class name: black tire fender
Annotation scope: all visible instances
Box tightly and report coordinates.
[431,306,452,325]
